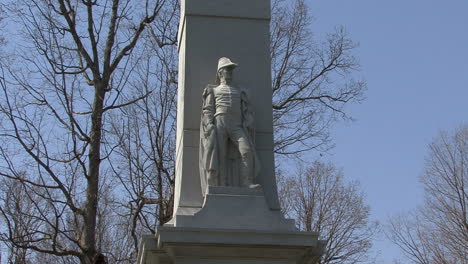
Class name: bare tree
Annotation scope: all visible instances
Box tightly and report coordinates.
[106,22,179,253]
[0,0,168,263]
[278,161,378,264]
[271,0,365,156]
[0,177,35,263]
[387,125,468,264]
[0,6,5,50]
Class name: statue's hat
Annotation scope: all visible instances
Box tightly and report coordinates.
[217,57,238,72]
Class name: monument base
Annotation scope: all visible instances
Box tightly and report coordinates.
[137,226,324,264]
[138,188,324,263]
[167,186,296,231]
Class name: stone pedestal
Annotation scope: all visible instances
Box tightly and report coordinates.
[138,187,324,264]
[168,187,295,231]
[138,227,323,264]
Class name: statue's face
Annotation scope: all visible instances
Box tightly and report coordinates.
[218,67,234,84]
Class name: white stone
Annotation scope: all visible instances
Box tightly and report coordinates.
[169,186,296,231]
[148,187,324,263]
[137,227,324,264]
[173,0,280,218]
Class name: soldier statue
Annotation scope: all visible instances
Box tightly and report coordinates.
[199,57,260,194]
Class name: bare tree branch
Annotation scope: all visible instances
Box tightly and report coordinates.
[271,0,366,156]
[278,161,378,264]
[386,125,468,264]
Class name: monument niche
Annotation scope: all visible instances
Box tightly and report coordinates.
[137,1,324,263]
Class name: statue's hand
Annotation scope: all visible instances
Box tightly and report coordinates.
[205,123,215,136]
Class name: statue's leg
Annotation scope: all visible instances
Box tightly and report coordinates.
[230,129,255,187]
[216,116,228,186]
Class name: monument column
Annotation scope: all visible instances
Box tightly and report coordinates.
[173,0,280,216]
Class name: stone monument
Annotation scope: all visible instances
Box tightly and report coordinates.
[137,1,324,263]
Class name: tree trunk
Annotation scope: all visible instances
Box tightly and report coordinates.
[82,81,106,263]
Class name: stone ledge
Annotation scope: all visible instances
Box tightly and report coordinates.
[157,226,320,248]
[183,0,270,20]
[138,227,324,264]
[206,186,264,195]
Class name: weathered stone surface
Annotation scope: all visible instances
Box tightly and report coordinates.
[169,187,296,231]
[137,227,324,264]
[173,0,280,217]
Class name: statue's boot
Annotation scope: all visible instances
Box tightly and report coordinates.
[240,151,260,188]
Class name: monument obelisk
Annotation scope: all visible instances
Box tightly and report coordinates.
[173,0,281,214]
[137,0,324,263]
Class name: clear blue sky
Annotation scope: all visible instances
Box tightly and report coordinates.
[308,0,468,262]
